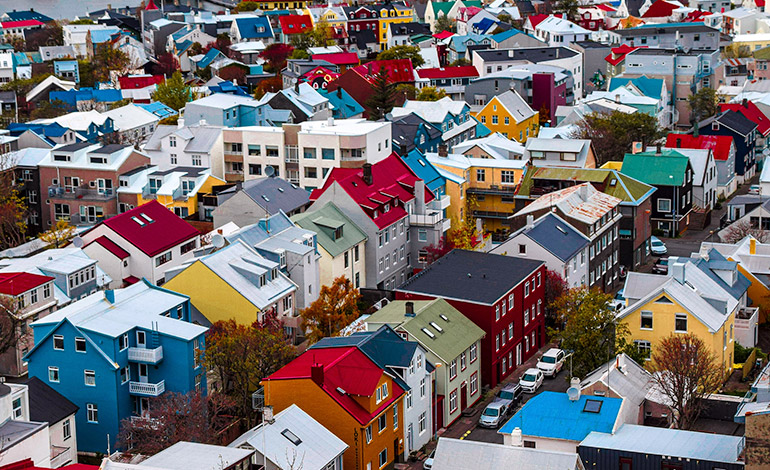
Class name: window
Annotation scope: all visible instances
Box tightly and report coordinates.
[501,170,516,184]
[75,337,86,352]
[155,251,172,267]
[379,449,388,468]
[449,389,458,413]
[508,323,513,340]
[180,239,196,255]
[393,405,398,429]
[635,340,651,359]
[120,366,130,384]
[48,366,59,383]
[87,403,98,423]
[496,305,500,321]
[419,411,427,433]
[53,334,64,350]
[378,413,386,433]
[470,371,478,396]
[406,390,413,409]
[492,115,498,124]
[420,377,426,397]
[366,425,372,443]
[476,169,485,182]
[169,136,176,147]
[675,313,687,332]
[418,229,427,242]
[470,343,477,363]
[537,272,541,287]
[191,155,202,166]
[641,311,653,329]
[450,359,457,379]
[84,370,96,386]
[496,334,500,351]
[658,198,672,213]
[12,397,22,418]
[63,419,71,440]
[525,281,530,297]
[460,352,467,371]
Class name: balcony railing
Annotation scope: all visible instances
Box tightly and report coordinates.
[128,346,164,364]
[409,211,443,226]
[50,445,73,468]
[466,185,517,196]
[48,185,116,200]
[472,210,512,219]
[68,213,116,226]
[129,380,166,397]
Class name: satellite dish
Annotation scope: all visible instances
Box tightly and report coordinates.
[211,234,225,248]
[72,237,84,248]
[264,166,276,177]
[567,386,580,401]
[385,112,393,121]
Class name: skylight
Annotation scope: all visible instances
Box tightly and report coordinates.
[439,314,450,322]
[583,399,603,413]
[421,327,436,339]
[429,321,443,333]
[140,213,154,223]
[277,187,285,192]
[281,429,302,446]
[131,216,145,226]
[262,195,270,202]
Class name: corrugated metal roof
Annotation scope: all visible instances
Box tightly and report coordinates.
[516,182,621,224]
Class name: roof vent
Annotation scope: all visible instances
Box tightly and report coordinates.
[336,386,347,395]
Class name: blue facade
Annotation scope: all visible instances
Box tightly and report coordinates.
[53,60,80,83]
[699,119,757,177]
[25,280,208,454]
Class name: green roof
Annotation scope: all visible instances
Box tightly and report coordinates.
[754,46,770,60]
[431,1,455,15]
[463,0,483,7]
[517,166,655,205]
[291,202,367,258]
[366,299,485,362]
[620,150,690,186]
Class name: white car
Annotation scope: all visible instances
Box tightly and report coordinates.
[650,236,667,255]
[478,400,511,428]
[537,348,565,377]
[749,184,761,195]
[423,450,435,470]
[519,368,544,393]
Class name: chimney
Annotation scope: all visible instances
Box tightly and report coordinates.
[671,261,686,284]
[526,214,534,229]
[743,98,748,108]
[362,163,373,185]
[311,363,324,385]
[578,183,589,201]
[568,377,581,401]
[700,244,710,261]
[509,427,523,446]
[751,237,757,254]
[337,87,342,98]
[415,179,426,214]
[655,143,662,155]
[614,93,620,103]
[676,138,682,148]
[438,144,448,157]
[294,81,300,94]
[105,290,115,304]
[327,116,335,127]
[476,218,483,244]
[405,301,415,316]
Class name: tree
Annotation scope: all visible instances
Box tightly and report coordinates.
[571,110,662,165]
[721,220,769,244]
[291,21,333,50]
[78,60,95,88]
[260,43,294,73]
[41,220,76,248]
[31,99,69,119]
[254,76,283,99]
[218,64,248,84]
[189,42,204,56]
[234,0,261,12]
[153,71,192,112]
[205,315,296,424]
[551,287,642,377]
[116,390,236,454]
[0,154,28,250]
[24,21,63,51]
[554,0,580,20]
[448,58,470,67]
[156,52,180,77]
[395,84,417,101]
[544,269,567,330]
[204,34,238,59]
[0,295,23,359]
[498,13,514,24]
[448,196,480,249]
[423,238,453,265]
[649,333,723,429]
[435,14,456,33]
[724,43,751,58]
[377,45,425,67]
[416,86,447,101]
[290,49,310,60]
[300,276,362,343]
[93,44,131,83]
[689,87,719,123]
[366,67,395,120]
[69,18,95,25]
[538,102,551,126]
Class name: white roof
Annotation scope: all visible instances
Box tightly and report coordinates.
[297,118,390,136]
[230,40,267,52]
[494,89,536,124]
[427,151,528,170]
[735,32,770,42]
[536,15,590,34]
[308,45,344,55]
[392,97,469,125]
[140,442,253,470]
[102,104,160,131]
[0,147,49,170]
[229,404,347,469]
[26,75,76,102]
[586,88,659,106]
[39,144,146,172]
[431,438,582,470]
[36,109,109,132]
[453,132,525,159]
[186,93,261,110]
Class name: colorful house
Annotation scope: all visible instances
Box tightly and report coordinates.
[373,2,414,45]
[473,90,538,143]
[263,345,406,470]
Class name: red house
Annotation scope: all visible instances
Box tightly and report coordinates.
[279,14,313,36]
[395,250,546,388]
[345,5,380,37]
[327,59,415,118]
[720,100,770,137]
[118,74,164,89]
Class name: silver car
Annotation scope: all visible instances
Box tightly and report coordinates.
[478,400,510,428]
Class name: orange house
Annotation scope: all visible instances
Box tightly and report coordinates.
[264,346,406,470]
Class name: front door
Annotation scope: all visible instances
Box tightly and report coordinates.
[407,424,413,452]
[136,331,146,348]
[460,382,468,411]
[516,343,522,366]
[394,438,400,464]
[139,363,148,383]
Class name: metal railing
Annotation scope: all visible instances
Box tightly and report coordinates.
[48,185,116,200]
[50,445,72,468]
[409,212,443,226]
[127,346,164,364]
[129,380,166,397]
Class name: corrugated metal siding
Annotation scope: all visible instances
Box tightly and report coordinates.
[578,445,745,470]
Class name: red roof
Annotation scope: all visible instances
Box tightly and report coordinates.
[1,461,97,470]
[279,15,313,34]
[267,346,405,425]
[88,235,130,259]
[310,153,434,230]
[433,30,454,39]
[312,52,360,66]
[0,273,53,296]
[145,0,160,10]
[352,59,415,85]
[758,0,766,7]
[123,276,140,285]
[527,13,562,28]
[1,20,44,29]
[118,75,164,89]
[683,9,712,21]
[641,0,679,18]
[605,44,646,66]
[720,101,770,136]
[100,200,199,257]
[666,133,734,161]
[417,65,479,80]
[596,3,617,11]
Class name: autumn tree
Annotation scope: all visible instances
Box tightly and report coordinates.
[689,87,720,123]
[435,15,456,33]
[0,295,23,359]
[551,287,643,377]
[571,110,662,165]
[41,220,76,248]
[539,102,551,126]
[205,314,295,424]
[153,71,192,112]
[218,64,248,84]
[544,269,567,330]
[254,76,283,99]
[24,21,64,51]
[554,0,580,20]
[649,333,723,429]
[116,390,236,454]
[234,0,261,12]
[92,44,131,83]
[300,276,362,343]
[0,154,28,250]
[416,86,447,101]
[367,67,395,121]
[377,45,425,67]
[155,52,180,77]
[260,43,294,73]
[290,21,333,50]
[447,195,480,250]
[395,84,418,101]
[724,43,751,58]
[722,220,768,243]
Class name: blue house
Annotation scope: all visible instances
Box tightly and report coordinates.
[25,280,208,454]
[402,149,447,199]
[53,60,80,83]
[183,93,278,127]
[208,80,250,97]
[193,48,224,70]
[49,88,123,111]
[699,110,758,180]
[391,113,443,155]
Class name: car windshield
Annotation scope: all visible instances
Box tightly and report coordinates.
[615,293,625,300]
[541,356,556,364]
[522,373,537,381]
[652,241,663,247]
[498,391,514,400]
[660,259,668,266]
[483,407,499,417]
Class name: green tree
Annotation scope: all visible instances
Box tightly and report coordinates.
[93,44,130,83]
[551,287,643,378]
[69,18,95,25]
[688,87,719,123]
[416,86,447,101]
[435,14,456,33]
[0,153,27,250]
[291,21,333,50]
[571,110,662,165]
[0,74,51,96]
[726,43,751,58]
[448,58,470,67]
[290,49,310,60]
[377,45,425,67]
[78,60,95,87]
[395,83,417,101]
[41,220,76,248]
[300,276,362,343]
[498,13,513,24]
[153,71,192,112]
[234,0,261,11]
[366,67,396,120]
[554,0,580,21]
[31,99,69,119]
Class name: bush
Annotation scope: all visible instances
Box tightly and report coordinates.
[734,341,754,364]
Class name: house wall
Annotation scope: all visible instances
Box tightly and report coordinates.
[50,414,79,466]
[507,435,578,453]
[82,242,128,289]
[212,191,266,229]
[493,234,587,288]
[473,95,539,143]
[317,240,367,289]
[0,424,51,467]
[578,445,744,470]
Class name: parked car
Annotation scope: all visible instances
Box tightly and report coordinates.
[423,450,435,470]
[652,257,669,275]
[749,184,761,195]
[478,400,511,428]
[650,236,667,255]
[537,348,566,377]
[519,368,544,393]
[496,382,523,406]
[610,289,626,311]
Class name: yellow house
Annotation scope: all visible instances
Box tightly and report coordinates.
[118,166,224,219]
[305,6,348,30]
[247,0,308,10]
[375,3,414,45]
[618,258,747,376]
[733,33,770,52]
[473,89,538,143]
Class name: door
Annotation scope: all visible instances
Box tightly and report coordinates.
[460,382,468,411]
[139,363,148,383]
[394,438,400,464]
[516,343,522,366]
[136,331,146,348]
[140,397,150,417]
[619,457,632,470]
[407,424,413,452]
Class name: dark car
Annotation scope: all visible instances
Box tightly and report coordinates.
[652,257,669,274]
[497,382,523,405]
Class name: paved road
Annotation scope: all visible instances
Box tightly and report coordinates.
[462,367,571,444]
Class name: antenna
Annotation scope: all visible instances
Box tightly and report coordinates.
[72,237,84,248]
[211,234,225,248]
[264,166,276,177]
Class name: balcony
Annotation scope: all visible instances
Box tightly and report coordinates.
[48,185,116,201]
[472,210,513,219]
[129,380,166,397]
[442,217,451,232]
[50,445,73,468]
[68,213,116,226]
[285,145,299,163]
[409,211,443,226]
[436,194,451,211]
[466,185,517,196]
[128,346,163,364]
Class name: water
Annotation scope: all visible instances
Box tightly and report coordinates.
[0,0,143,19]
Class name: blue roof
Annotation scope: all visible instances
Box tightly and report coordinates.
[7,122,69,138]
[197,48,223,69]
[209,80,250,97]
[402,149,446,195]
[176,39,193,53]
[491,29,520,42]
[12,52,30,67]
[318,88,365,119]
[137,102,177,119]
[4,11,53,22]
[518,213,589,262]
[54,60,78,71]
[450,34,490,54]
[474,17,497,33]
[609,75,665,100]
[500,392,622,442]
[89,28,120,44]
[234,17,273,39]
[49,88,123,107]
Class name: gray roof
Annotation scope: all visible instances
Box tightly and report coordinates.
[141,442,254,470]
[580,353,652,410]
[507,213,589,262]
[25,376,79,425]
[432,438,582,470]
[474,46,578,62]
[219,177,310,215]
[144,124,223,154]
[580,424,744,464]
[0,419,48,451]
[495,89,535,123]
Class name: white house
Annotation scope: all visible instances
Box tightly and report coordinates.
[524,15,591,46]
[62,24,120,57]
[102,104,160,145]
[143,123,225,178]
